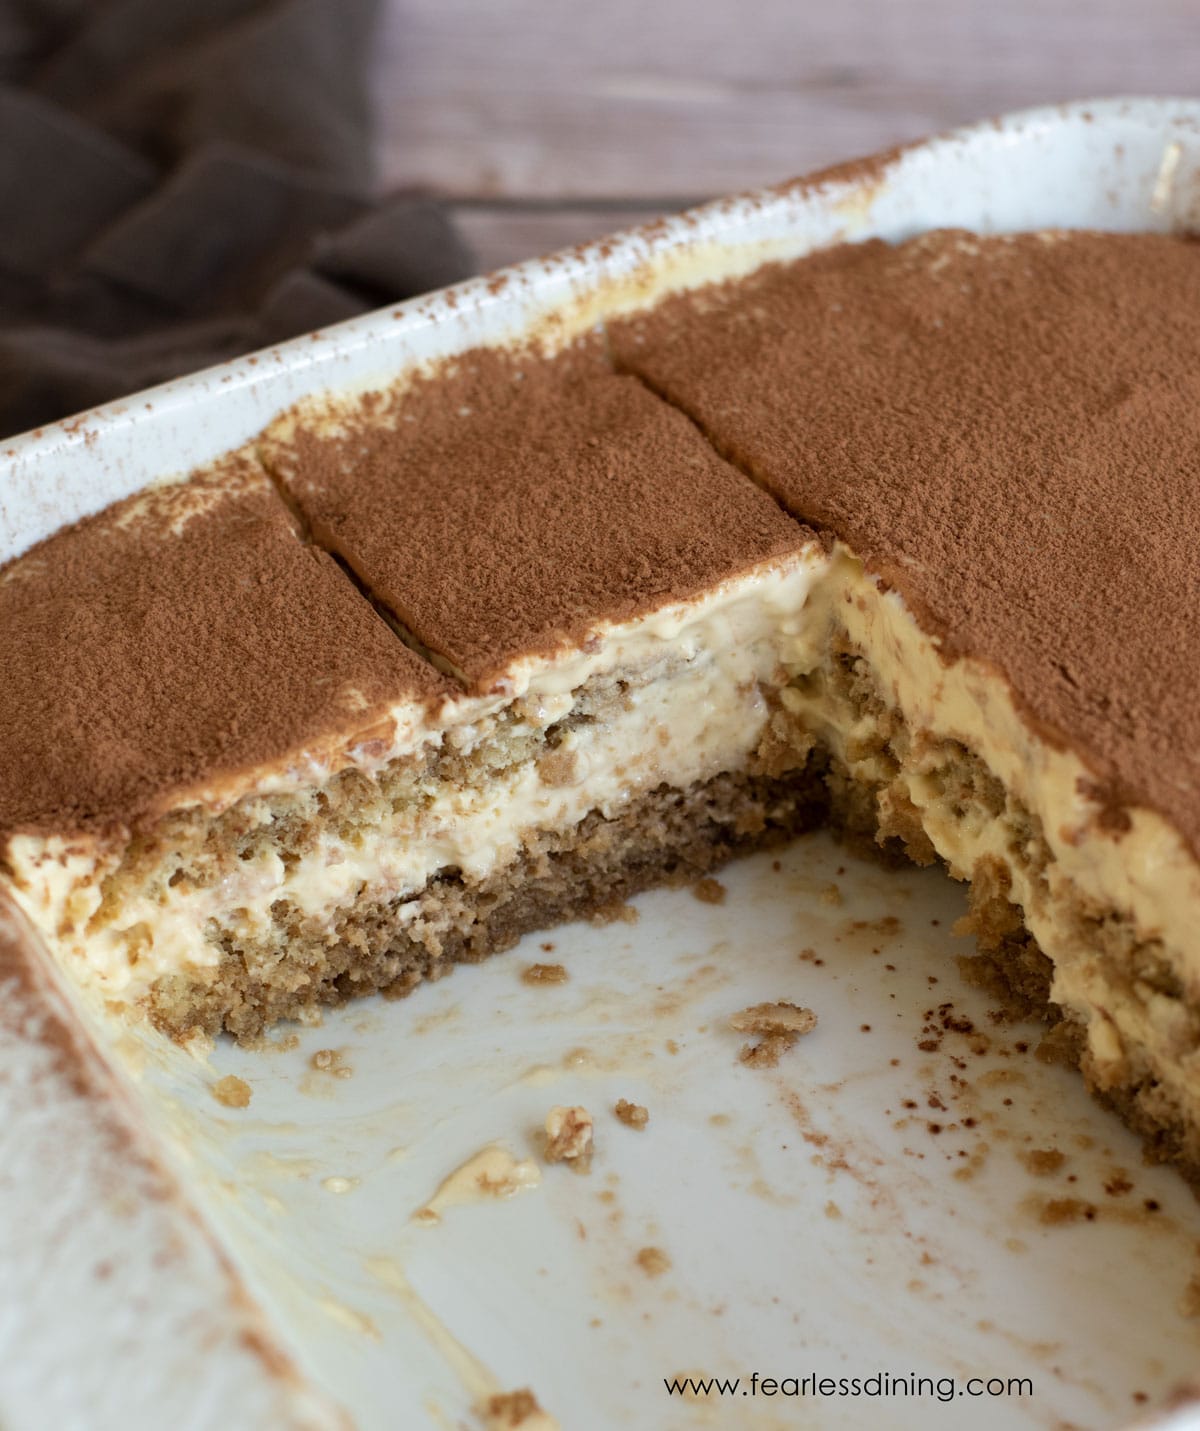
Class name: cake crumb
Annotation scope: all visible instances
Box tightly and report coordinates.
[212,1075,251,1109]
[522,962,568,986]
[635,1246,671,1277]
[692,877,726,905]
[731,1001,817,1036]
[731,1000,817,1067]
[478,1388,557,1429]
[310,1047,353,1079]
[545,1105,593,1170]
[614,1099,649,1130]
[739,1036,793,1067]
[590,901,639,926]
[819,883,843,907]
[1034,1024,1079,1065]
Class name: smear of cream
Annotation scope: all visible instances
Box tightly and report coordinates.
[365,1255,500,1400]
[366,1259,561,1431]
[317,1295,380,1341]
[413,1143,541,1225]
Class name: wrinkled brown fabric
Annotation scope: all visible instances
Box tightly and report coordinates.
[0,0,473,437]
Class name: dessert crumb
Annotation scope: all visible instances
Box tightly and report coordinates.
[545,1105,594,1170]
[692,877,726,905]
[635,1246,672,1277]
[731,1001,817,1036]
[310,1047,353,1079]
[731,1000,817,1067]
[819,882,843,907]
[522,962,568,986]
[212,1075,251,1109]
[739,1035,792,1067]
[478,1387,557,1429]
[1034,1024,1079,1065]
[590,901,639,927]
[614,1099,649,1130]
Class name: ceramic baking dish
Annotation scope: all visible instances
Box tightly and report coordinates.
[4,97,1200,1431]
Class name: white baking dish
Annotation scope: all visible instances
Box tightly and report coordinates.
[4,97,1200,1431]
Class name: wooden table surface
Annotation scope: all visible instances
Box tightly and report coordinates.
[371,0,1200,273]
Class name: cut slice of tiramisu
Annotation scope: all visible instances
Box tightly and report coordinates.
[0,453,455,1035]
[1,345,833,1040]
[608,227,1200,1175]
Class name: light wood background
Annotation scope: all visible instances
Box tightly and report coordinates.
[371,0,1200,272]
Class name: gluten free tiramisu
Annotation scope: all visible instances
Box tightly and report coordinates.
[4,227,1200,1181]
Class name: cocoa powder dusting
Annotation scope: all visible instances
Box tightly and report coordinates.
[267,339,810,689]
[0,457,448,837]
[611,229,1200,854]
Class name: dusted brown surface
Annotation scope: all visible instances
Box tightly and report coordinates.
[267,343,813,687]
[610,229,1200,851]
[0,458,449,838]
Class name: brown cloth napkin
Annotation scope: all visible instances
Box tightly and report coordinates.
[0,0,474,437]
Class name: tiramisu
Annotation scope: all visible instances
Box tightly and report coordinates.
[3,226,1200,1180]
[609,228,1200,1175]
[1,347,829,1039]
